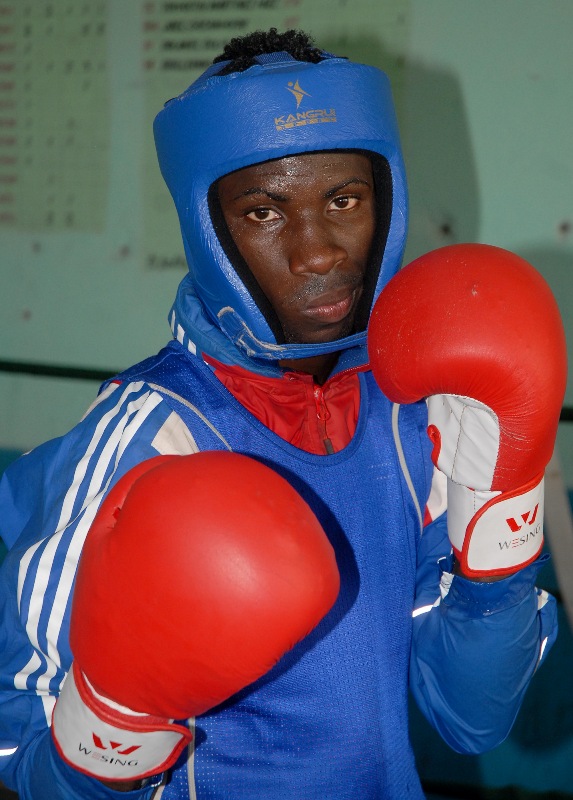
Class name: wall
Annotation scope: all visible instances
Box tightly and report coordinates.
[1,0,571,460]
[400,0,573,488]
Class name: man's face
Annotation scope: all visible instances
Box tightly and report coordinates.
[217,152,376,345]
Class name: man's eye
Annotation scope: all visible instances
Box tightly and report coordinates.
[329,196,360,211]
[245,208,281,222]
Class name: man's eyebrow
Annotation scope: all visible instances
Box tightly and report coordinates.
[231,177,371,203]
[233,187,289,202]
[324,177,372,198]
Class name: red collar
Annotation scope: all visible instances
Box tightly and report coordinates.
[205,356,365,455]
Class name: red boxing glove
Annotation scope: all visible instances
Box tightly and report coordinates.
[368,243,567,578]
[52,452,339,782]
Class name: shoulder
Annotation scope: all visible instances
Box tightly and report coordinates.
[0,371,198,553]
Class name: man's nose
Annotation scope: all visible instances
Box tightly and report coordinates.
[288,217,347,275]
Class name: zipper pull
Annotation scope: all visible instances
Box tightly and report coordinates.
[313,386,335,455]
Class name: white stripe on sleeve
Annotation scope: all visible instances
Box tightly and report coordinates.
[14,384,164,720]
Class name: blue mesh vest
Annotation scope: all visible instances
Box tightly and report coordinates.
[115,340,433,799]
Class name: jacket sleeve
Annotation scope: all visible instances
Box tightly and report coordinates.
[0,380,193,799]
[409,494,558,755]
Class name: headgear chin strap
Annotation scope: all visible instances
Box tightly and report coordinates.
[154,51,408,361]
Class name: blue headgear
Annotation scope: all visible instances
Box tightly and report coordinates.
[154,51,408,362]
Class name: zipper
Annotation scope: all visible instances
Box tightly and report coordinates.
[313,384,334,455]
[311,364,366,455]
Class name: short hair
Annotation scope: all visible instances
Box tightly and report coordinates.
[212,28,325,75]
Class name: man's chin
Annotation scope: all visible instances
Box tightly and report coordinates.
[282,321,360,347]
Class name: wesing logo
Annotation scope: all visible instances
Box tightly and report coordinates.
[274,80,337,131]
[77,734,142,767]
[92,734,141,756]
[500,504,541,550]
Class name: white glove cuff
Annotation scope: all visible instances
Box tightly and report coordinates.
[51,662,193,782]
[448,476,544,577]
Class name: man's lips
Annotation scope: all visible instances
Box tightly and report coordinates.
[302,287,360,324]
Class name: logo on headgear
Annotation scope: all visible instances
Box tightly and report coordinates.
[274,79,337,132]
[287,80,311,109]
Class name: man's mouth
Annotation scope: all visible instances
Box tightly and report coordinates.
[302,287,360,325]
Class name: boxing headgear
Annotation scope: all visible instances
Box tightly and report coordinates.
[154,51,408,361]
